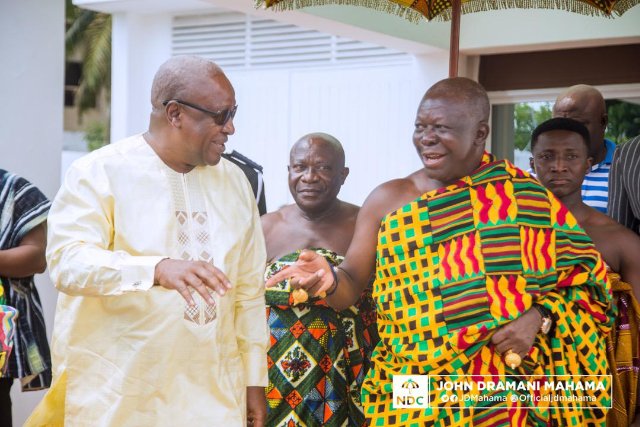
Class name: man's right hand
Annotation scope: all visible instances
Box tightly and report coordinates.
[265,250,334,296]
[154,259,232,306]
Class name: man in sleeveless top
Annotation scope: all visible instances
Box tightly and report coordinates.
[261,133,378,426]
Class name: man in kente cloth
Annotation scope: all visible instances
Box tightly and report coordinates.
[266,77,614,426]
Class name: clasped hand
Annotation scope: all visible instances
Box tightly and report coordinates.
[265,250,333,295]
[491,307,543,362]
[154,259,232,305]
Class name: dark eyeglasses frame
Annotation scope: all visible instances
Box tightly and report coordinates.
[162,99,237,126]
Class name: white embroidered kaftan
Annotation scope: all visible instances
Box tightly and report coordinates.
[44,135,268,426]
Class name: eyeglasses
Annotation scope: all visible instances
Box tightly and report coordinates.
[162,99,237,126]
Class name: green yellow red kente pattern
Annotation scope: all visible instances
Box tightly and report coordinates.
[363,153,614,426]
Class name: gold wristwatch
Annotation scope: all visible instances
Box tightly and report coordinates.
[533,304,552,334]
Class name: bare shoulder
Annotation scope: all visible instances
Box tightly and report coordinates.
[612,220,640,281]
[613,221,640,250]
[261,205,294,235]
[362,172,424,224]
[339,200,360,218]
[584,210,640,261]
[588,209,632,232]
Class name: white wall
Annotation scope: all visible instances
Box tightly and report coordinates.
[227,63,432,211]
[0,0,65,424]
[111,12,173,141]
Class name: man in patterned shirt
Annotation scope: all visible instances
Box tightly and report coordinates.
[267,77,614,426]
[0,170,52,427]
[608,135,640,235]
[553,84,615,213]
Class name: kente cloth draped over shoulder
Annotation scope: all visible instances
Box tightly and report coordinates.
[363,153,614,427]
[0,169,52,390]
[606,272,640,427]
[29,135,268,427]
[265,249,379,427]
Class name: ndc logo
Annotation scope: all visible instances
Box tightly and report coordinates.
[392,375,429,408]
[402,379,419,392]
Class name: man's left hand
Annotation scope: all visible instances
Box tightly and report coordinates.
[246,386,266,427]
[491,308,542,362]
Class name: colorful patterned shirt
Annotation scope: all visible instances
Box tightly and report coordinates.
[265,249,379,427]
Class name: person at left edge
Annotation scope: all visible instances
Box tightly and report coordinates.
[0,169,52,427]
[28,56,269,427]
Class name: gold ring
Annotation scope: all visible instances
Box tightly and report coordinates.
[504,349,522,369]
[291,288,309,305]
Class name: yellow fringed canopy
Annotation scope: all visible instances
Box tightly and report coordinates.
[256,0,639,22]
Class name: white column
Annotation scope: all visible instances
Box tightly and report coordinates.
[0,0,64,424]
[111,12,173,142]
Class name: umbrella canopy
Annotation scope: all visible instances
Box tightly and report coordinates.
[401,378,419,393]
[256,0,640,77]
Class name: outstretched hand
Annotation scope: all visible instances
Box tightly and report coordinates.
[265,249,334,296]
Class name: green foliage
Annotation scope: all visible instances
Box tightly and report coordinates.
[514,100,640,150]
[605,100,640,144]
[513,102,552,151]
[66,0,111,118]
[83,121,109,152]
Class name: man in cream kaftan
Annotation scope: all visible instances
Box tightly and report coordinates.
[30,57,269,427]
[45,135,268,426]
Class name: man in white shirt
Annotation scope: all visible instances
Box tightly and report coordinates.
[29,56,269,427]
